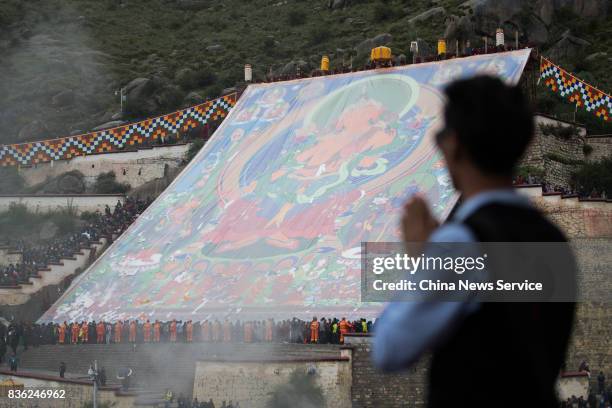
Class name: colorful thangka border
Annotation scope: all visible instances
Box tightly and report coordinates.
[540,57,611,121]
[0,94,237,167]
[40,50,532,323]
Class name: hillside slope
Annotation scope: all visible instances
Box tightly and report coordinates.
[0,0,610,144]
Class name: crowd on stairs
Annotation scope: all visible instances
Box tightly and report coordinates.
[0,196,152,286]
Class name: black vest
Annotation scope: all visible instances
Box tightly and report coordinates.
[428,203,575,408]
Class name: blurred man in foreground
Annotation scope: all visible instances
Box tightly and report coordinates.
[373,76,575,407]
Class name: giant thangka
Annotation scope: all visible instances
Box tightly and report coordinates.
[40,49,532,323]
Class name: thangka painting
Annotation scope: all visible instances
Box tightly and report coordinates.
[40,49,532,323]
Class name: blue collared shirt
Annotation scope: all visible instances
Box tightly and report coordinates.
[372,189,532,371]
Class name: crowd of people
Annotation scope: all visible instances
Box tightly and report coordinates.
[168,391,240,408]
[0,197,151,286]
[0,316,371,358]
[512,173,608,200]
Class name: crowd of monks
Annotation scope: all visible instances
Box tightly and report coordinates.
[50,317,372,345]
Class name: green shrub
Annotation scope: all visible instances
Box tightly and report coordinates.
[572,156,612,194]
[516,165,545,180]
[185,138,205,163]
[92,171,130,194]
[372,2,395,22]
[287,10,307,25]
[0,166,25,194]
[539,123,580,139]
[583,144,593,156]
[308,26,330,45]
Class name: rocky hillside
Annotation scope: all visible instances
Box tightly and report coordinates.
[0,0,610,144]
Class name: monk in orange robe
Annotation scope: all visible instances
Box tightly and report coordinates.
[339,317,350,344]
[186,320,193,343]
[143,320,152,343]
[310,317,320,343]
[128,321,137,343]
[153,320,161,342]
[114,321,122,343]
[170,320,177,342]
[58,322,66,344]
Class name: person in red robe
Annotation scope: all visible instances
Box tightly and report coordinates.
[153,320,161,343]
[114,321,122,343]
[129,321,137,343]
[96,322,105,344]
[169,320,177,342]
[143,320,152,343]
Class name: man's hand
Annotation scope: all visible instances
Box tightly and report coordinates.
[401,195,439,244]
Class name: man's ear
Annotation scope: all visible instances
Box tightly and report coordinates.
[439,130,460,163]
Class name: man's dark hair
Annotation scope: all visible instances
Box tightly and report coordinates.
[442,75,534,175]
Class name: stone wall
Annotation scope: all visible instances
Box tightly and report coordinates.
[17,144,190,190]
[193,359,352,408]
[0,194,125,215]
[521,190,612,383]
[0,246,22,266]
[349,341,428,408]
[0,372,135,408]
[521,115,587,187]
[558,373,590,400]
[585,135,612,161]
[529,196,612,238]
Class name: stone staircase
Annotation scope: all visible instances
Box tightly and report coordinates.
[14,342,342,400]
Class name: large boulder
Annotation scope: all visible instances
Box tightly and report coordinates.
[463,0,607,33]
[206,44,224,54]
[355,33,392,56]
[17,120,49,142]
[124,78,162,116]
[51,90,75,107]
[525,14,549,45]
[444,15,474,42]
[92,120,126,131]
[175,67,196,89]
[183,91,204,106]
[39,221,59,241]
[56,171,86,194]
[279,60,310,76]
[548,30,591,59]
[372,33,393,47]
[329,0,346,9]
[154,84,184,111]
[536,0,608,21]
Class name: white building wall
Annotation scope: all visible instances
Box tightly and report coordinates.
[0,195,125,215]
[18,144,190,189]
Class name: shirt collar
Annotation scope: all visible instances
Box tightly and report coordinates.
[452,188,532,222]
